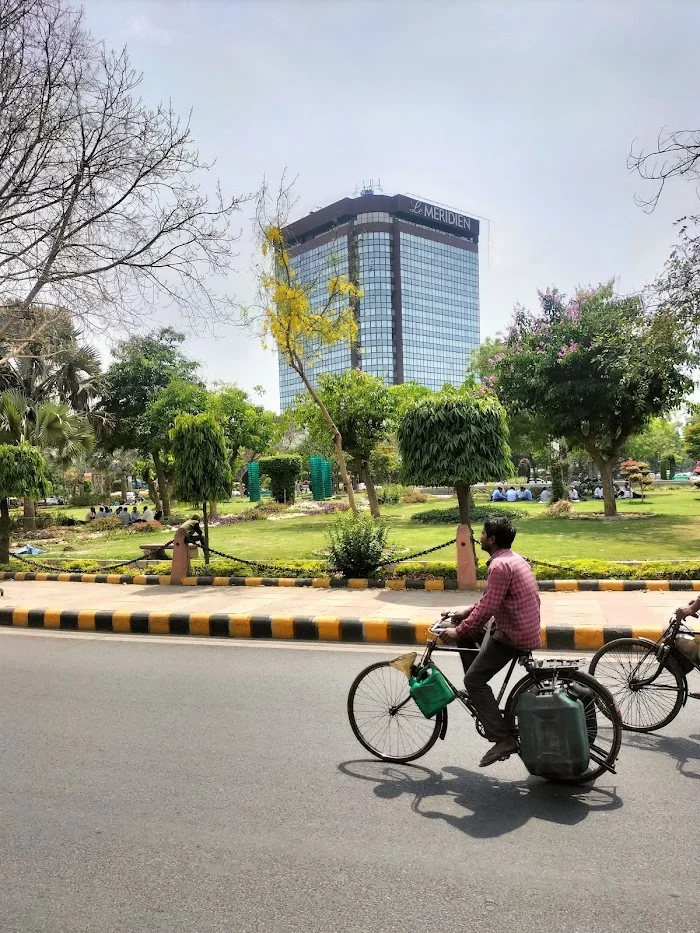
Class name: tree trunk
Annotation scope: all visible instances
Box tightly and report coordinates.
[598,458,617,517]
[146,474,161,511]
[209,500,218,519]
[0,497,10,564]
[120,473,127,500]
[23,498,36,532]
[153,450,171,516]
[454,482,477,589]
[360,464,380,518]
[202,499,210,564]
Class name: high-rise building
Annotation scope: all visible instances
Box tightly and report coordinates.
[278,192,480,410]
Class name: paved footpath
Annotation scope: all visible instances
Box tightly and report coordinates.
[0,578,691,627]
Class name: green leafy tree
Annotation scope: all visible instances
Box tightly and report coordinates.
[294,370,394,517]
[624,417,684,475]
[494,284,692,516]
[397,388,512,583]
[684,420,700,466]
[0,443,49,563]
[0,390,94,528]
[259,454,302,504]
[101,329,200,515]
[369,439,401,485]
[170,413,232,563]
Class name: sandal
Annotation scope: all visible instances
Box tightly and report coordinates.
[479,739,519,768]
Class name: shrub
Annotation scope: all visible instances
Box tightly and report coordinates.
[326,515,388,577]
[255,501,288,516]
[54,511,80,526]
[122,521,163,535]
[411,504,526,525]
[91,516,123,532]
[402,487,429,504]
[376,484,402,504]
[550,458,569,502]
[259,454,302,504]
[544,500,572,518]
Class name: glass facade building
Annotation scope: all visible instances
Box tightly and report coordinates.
[278,193,480,410]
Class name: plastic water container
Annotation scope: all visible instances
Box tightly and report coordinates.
[409,664,455,718]
[517,687,590,778]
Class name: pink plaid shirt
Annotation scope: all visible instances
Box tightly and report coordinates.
[455,548,542,651]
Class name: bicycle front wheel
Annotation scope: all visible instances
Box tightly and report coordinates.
[589,637,686,732]
[347,661,444,763]
[504,669,622,784]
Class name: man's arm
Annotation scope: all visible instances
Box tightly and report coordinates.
[676,596,700,621]
[454,562,511,638]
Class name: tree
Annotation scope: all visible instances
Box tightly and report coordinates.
[494,284,692,516]
[397,388,512,585]
[0,0,242,363]
[259,455,301,504]
[0,442,49,563]
[620,459,653,500]
[0,389,93,528]
[624,417,684,475]
[170,413,232,563]
[369,439,401,485]
[208,384,276,470]
[684,420,700,465]
[100,328,200,514]
[294,370,394,517]
[252,184,363,516]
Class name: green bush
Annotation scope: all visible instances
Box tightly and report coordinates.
[259,454,302,504]
[326,515,388,577]
[411,503,527,525]
[54,511,80,527]
[550,458,569,502]
[376,484,402,505]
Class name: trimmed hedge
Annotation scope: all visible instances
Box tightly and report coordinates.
[411,504,527,525]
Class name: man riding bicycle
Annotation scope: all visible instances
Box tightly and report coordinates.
[439,516,542,768]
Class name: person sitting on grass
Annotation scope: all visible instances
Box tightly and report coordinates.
[506,486,518,502]
[117,505,131,526]
[568,485,583,502]
[539,488,551,503]
[491,485,507,502]
[142,505,155,522]
[438,517,541,768]
[85,506,96,522]
[518,486,533,501]
[594,484,604,499]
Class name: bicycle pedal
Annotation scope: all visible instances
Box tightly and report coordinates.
[688,691,700,700]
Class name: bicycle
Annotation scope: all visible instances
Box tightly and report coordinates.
[347,619,623,784]
[588,614,700,732]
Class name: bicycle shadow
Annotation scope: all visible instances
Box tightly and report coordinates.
[338,759,622,839]
[623,732,700,780]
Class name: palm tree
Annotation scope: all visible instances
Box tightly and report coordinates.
[0,391,94,529]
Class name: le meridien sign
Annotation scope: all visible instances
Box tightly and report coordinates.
[408,199,473,232]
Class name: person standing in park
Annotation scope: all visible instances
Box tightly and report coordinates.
[439,517,541,767]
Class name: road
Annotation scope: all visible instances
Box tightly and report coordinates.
[1,629,698,933]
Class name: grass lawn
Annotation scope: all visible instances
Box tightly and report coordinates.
[17,486,700,564]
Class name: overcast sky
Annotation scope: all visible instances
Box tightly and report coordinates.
[80,0,700,411]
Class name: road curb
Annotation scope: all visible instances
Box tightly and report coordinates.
[1,571,700,592]
[0,607,679,648]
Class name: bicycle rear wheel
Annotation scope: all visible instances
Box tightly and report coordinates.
[347,661,444,763]
[504,669,622,784]
[589,637,685,732]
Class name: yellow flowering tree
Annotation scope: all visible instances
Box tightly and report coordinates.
[255,192,363,515]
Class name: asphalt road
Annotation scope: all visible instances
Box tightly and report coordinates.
[1,630,699,933]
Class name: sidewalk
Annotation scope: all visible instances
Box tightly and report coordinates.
[0,578,689,627]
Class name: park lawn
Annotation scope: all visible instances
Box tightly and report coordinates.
[25,487,700,564]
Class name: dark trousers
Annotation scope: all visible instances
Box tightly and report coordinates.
[458,634,523,743]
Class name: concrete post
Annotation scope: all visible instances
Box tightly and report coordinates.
[170,527,199,584]
[456,524,477,590]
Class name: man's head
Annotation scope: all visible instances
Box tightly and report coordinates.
[509,486,515,491]
[191,514,200,522]
[519,486,526,492]
[480,517,516,555]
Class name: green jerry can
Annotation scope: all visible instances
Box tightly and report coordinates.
[516,687,590,778]
[409,664,456,718]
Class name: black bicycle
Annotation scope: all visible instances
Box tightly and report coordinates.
[589,614,700,732]
[347,621,622,784]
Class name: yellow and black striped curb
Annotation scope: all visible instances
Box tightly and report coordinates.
[1,571,700,592]
[0,606,683,649]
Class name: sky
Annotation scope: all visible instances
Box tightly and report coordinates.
[79,0,700,411]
